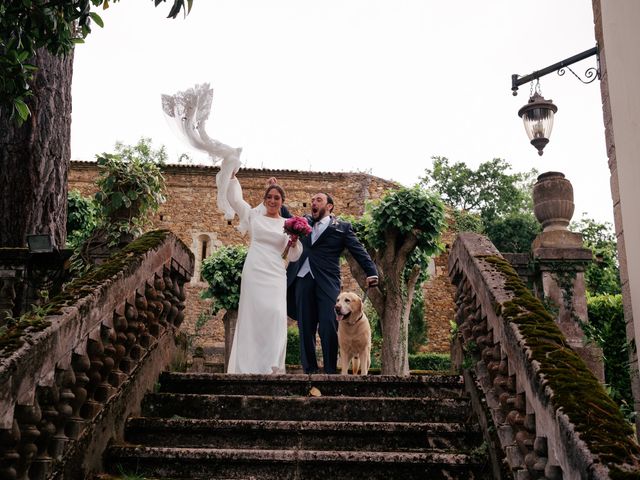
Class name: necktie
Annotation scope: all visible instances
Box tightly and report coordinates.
[311,221,321,243]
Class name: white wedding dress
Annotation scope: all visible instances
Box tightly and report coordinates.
[226,178,302,374]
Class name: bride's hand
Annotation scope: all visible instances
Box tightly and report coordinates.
[288,234,299,245]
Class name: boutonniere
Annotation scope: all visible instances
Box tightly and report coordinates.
[329,216,344,232]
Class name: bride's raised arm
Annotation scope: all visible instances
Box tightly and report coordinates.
[227,173,257,234]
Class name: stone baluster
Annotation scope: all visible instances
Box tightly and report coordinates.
[145,282,165,329]
[108,314,128,388]
[52,368,74,459]
[82,339,104,420]
[96,325,116,402]
[30,387,56,480]
[136,292,158,339]
[0,419,21,480]
[125,302,144,363]
[113,313,133,375]
[68,353,90,439]
[14,401,41,480]
[154,274,171,325]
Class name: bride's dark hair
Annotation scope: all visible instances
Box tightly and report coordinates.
[264,184,285,201]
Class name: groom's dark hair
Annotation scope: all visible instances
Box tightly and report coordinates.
[325,193,334,213]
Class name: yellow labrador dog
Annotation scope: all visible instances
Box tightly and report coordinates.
[335,292,372,375]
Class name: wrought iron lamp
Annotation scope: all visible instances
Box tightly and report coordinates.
[518,90,558,156]
[511,46,599,155]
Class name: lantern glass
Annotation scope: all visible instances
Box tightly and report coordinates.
[522,107,555,141]
[517,92,558,155]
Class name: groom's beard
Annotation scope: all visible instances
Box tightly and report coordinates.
[312,206,329,220]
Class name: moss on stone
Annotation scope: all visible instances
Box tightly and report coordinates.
[0,230,171,357]
[479,255,640,477]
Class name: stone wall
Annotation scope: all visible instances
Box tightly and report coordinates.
[69,161,454,353]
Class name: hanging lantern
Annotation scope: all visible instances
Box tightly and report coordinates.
[518,92,558,156]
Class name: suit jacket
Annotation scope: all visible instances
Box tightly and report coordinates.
[287,215,377,302]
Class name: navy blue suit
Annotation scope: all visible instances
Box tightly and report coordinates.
[287,215,377,374]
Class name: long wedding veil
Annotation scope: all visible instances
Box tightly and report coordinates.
[161,83,242,226]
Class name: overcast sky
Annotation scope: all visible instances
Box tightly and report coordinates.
[70,0,611,223]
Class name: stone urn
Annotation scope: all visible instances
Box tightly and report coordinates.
[532,172,575,231]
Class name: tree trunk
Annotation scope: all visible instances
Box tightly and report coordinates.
[0,47,73,248]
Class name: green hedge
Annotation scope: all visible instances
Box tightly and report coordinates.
[585,294,633,418]
[409,352,451,371]
[286,326,301,365]
[285,325,451,372]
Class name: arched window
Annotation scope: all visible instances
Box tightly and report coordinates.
[191,233,222,285]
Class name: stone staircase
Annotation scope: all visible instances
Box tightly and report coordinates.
[106,372,490,479]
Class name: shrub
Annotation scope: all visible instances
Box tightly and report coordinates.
[408,352,452,372]
[200,245,247,315]
[66,190,98,249]
[585,294,633,419]
[94,138,167,245]
[286,326,301,365]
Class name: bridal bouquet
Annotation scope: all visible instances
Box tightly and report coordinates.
[282,216,312,259]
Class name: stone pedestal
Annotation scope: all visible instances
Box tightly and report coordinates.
[531,172,604,382]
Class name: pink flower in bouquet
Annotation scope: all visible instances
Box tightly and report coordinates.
[282,216,312,259]
[283,216,312,238]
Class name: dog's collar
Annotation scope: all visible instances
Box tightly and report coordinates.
[345,312,364,326]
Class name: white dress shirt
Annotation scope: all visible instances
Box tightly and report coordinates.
[297,215,331,278]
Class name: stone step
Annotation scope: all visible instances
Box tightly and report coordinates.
[107,446,489,479]
[158,371,466,398]
[125,417,483,451]
[142,393,472,423]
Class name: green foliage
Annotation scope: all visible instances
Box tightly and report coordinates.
[571,215,621,296]
[585,294,633,420]
[66,190,99,249]
[450,209,484,233]
[0,0,192,123]
[483,212,541,253]
[408,287,426,354]
[408,352,451,371]
[350,186,446,284]
[422,156,540,253]
[94,138,167,245]
[286,326,301,365]
[200,245,247,315]
[369,186,446,255]
[421,156,537,221]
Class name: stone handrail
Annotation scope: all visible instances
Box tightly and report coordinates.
[0,230,194,480]
[449,232,640,479]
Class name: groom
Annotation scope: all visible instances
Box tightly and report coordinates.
[287,193,378,374]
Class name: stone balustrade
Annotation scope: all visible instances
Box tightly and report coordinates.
[449,232,640,480]
[0,230,194,480]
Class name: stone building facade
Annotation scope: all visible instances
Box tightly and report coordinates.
[69,161,453,353]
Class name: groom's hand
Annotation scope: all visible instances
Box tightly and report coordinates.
[366,276,379,288]
[266,177,278,186]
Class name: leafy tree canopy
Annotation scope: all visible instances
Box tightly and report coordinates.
[571,215,621,296]
[422,156,541,253]
[421,156,538,222]
[0,0,192,122]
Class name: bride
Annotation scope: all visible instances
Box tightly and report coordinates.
[226,173,302,374]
